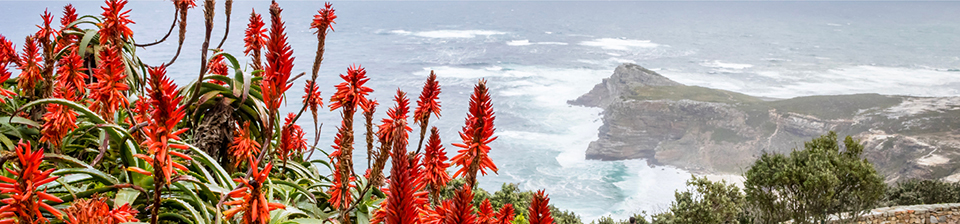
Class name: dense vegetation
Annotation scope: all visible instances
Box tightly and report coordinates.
[0,0,568,223]
[2,1,958,224]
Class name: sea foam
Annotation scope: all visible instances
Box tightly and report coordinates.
[390,29,507,38]
[579,38,659,50]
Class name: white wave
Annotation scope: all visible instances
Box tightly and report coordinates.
[391,29,506,38]
[660,66,960,99]
[507,40,569,46]
[506,40,532,46]
[701,60,754,70]
[388,29,412,35]
[579,38,659,50]
[827,23,843,27]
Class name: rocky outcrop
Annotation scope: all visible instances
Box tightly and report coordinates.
[569,63,680,108]
[578,63,960,181]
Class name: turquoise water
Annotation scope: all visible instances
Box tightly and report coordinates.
[2,1,959,220]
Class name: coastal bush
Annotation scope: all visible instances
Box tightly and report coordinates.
[0,0,565,223]
[882,179,960,206]
[743,131,885,224]
[655,176,744,224]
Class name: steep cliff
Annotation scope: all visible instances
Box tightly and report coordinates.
[576,63,960,182]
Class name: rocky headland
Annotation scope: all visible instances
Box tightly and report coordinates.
[572,63,960,182]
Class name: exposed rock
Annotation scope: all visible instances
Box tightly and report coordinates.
[569,63,680,108]
[578,63,960,182]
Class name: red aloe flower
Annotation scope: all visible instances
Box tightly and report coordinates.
[278,113,307,163]
[494,204,515,224]
[443,188,478,224]
[414,71,442,124]
[88,45,129,121]
[377,90,412,144]
[17,36,43,95]
[311,2,337,33]
[383,148,428,224]
[99,0,135,45]
[61,5,78,29]
[35,10,56,44]
[422,127,450,199]
[208,50,229,76]
[0,36,16,101]
[55,51,87,99]
[478,199,496,224]
[329,65,373,112]
[207,50,229,85]
[243,9,267,71]
[224,159,286,224]
[0,141,63,223]
[0,35,15,63]
[230,121,261,165]
[64,196,139,224]
[128,66,191,186]
[528,190,554,224]
[451,79,498,187]
[41,88,79,149]
[303,80,323,114]
[261,1,295,111]
[57,5,80,54]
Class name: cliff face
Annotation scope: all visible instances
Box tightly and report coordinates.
[576,63,960,182]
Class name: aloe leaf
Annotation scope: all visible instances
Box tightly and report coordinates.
[53,168,120,185]
[78,29,98,56]
[114,188,140,207]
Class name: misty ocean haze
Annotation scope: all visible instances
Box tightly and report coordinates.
[2,1,959,220]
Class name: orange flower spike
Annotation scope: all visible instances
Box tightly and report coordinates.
[0,36,14,101]
[17,36,42,94]
[35,10,56,42]
[243,9,267,70]
[478,199,496,224]
[225,159,285,224]
[41,89,79,148]
[261,1,295,111]
[528,190,554,224]
[99,0,134,45]
[494,204,515,224]
[56,5,81,54]
[0,141,63,224]
[303,80,324,113]
[207,49,229,77]
[88,45,129,121]
[384,147,427,224]
[278,113,307,162]
[61,5,78,29]
[230,121,261,164]
[423,127,450,194]
[139,65,190,185]
[311,2,337,33]
[451,79,498,187]
[56,51,87,99]
[414,71,442,124]
[329,65,373,112]
[444,188,478,224]
[109,203,139,223]
[376,90,412,147]
[64,197,138,224]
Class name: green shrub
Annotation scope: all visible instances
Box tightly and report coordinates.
[743,132,885,224]
[883,179,960,206]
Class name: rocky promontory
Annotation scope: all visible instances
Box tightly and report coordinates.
[572,63,960,182]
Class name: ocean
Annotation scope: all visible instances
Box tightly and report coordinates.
[2,1,960,220]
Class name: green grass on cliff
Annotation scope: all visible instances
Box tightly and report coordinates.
[630,85,903,121]
[628,85,762,104]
